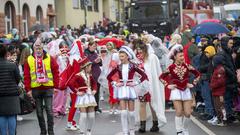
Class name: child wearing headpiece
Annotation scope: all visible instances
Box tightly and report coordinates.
[107,46,148,135]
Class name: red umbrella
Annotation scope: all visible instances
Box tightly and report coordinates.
[97,38,125,48]
[201,19,220,24]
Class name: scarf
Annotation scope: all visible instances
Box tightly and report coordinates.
[35,54,48,83]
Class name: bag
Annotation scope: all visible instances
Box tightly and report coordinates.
[18,85,35,115]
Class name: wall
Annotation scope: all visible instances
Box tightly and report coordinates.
[0,0,55,34]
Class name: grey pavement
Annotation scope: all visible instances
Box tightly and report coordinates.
[196,117,240,135]
[17,111,207,135]
[16,97,240,135]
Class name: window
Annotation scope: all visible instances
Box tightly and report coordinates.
[94,0,98,12]
[36,6,43,24]
[87,0,93,11]
[22,4,30,36]
[80,0,85,9]
[4,1,16,34]
[72,0,80,9]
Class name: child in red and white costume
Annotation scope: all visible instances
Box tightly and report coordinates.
[107,46,148,135]
[66,39,85,130]
[68,57,97,135]
[159,44,200,135]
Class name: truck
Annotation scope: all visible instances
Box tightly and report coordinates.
[126,0,214,37]
[126,0,181,38]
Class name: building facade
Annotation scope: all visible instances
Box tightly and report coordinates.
[55,0,130,28]
[0,0,56,36]
[214,0,240,5]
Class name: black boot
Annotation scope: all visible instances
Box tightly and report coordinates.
[48,126,54,135]
[39,123,47,135]
[138,121,146,133]
[40,130,47,135]
[150,121,159,132]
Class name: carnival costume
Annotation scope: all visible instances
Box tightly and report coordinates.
[107,46,148,135]
[68,58,97,135]
[160,44,200,135]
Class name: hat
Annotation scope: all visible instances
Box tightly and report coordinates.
[169,34,182,48]
[212,55,225,68]
[119,46,136,60]
[106,42,115,48]
[79,57,92,70]
[168,44,183,59]
[204,46,216,57]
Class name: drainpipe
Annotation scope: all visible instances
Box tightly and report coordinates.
[18,0,21,34]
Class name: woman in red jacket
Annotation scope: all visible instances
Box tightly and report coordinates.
[68,57,97,135]
[160,44,200,135]
[210,55,227,126]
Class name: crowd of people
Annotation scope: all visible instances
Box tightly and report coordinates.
[0,20,240,135]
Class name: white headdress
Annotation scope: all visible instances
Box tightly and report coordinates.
[168,44,183,60]
[119,46,136,60]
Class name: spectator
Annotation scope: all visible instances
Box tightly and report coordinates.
[0,44,21,135]
[218,36,238,123]
[210,55,227,126]
[199,38,216,121]
[84,40,102,113]
[24,38,59,135]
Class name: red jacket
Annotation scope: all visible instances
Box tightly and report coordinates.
[68,73,97,93]
[24,55,59,92]
[210,65,226,96]
[107,63,148,83]
[183,41,192,65]
[160,63,200,91]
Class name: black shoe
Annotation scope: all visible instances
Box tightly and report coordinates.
[40,129,47,135]
[150,121,159,132]
[227,115,239,124]
[40,131,47,135]
[95,109,102,113]
[196,105,205,114]
[199,113,213,121]
[48,131,54,135]
[177,131,183,135]
[138,121,146,133]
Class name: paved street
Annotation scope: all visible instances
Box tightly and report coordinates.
[17,111,207,135]
[16,98,240,135]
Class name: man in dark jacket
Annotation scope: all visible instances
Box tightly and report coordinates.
[218,36,238,123]
[198,37,215,120]
[0,44,21,135]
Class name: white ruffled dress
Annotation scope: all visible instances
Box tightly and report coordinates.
[114,64,137,100]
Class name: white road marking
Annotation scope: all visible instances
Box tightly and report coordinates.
[191,115,216,135]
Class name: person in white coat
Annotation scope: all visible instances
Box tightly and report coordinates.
[134,40,167,133]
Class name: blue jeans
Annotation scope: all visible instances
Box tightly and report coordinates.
[224,86,234,116]
[201,81,215,116]
[0,115,16,135]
